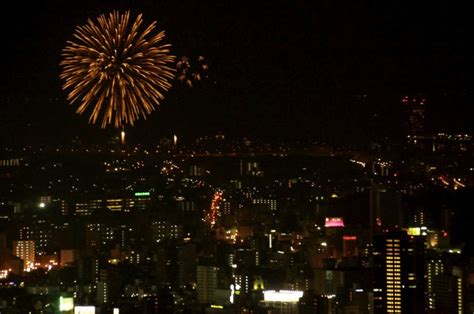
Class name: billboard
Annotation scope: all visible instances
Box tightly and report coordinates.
[263,290,303,302]
[325,217,344,228]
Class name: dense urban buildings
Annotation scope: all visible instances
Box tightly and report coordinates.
[0,132,472,313]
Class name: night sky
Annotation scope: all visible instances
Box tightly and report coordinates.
[1,0,472,145]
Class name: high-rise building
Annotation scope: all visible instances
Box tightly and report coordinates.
[97,269,108,304]
[431,272,463,314]
[196,265,219,304]
[373,230,425,313]
[13,240,35,271]
[426,251,464,313]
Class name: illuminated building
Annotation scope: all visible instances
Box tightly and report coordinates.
[151,221,183,241]
[74,201,97,216]
[97,270,108,304]
[221,201,231,216]
[240,160,263,176]
[106,199,123,211]
[73,196,151,215]
[431,269,463,314]
[85,224,114,248]
[60,200,69,215]
[233,271,251,295]
[253,198,277,212]
[13,240,35,271]
[19,221,53,255]
[426,251,464,313]
[39,195,52,206]
[189,164,205,177]
[178,200,196,212]
[197,265,219,304]
[0,158,20,166]
[19,225,32,240]
[373,231,425,313]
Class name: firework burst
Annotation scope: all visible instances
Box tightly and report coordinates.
[60,11,175,128]
[176,55,208,88]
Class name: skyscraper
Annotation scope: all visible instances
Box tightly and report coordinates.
[373,230,425,313]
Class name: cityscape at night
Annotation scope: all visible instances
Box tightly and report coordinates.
[1,1,473,313]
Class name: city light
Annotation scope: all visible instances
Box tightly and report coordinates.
[407,227,421,236]
[210,304,224,309]
[325,217,345,228]
[134,192,150,197]
[205,191,223,228]
[121,130,126,145]
[59,296,74,311]
[263,290,304,302]
[74,306,96,314]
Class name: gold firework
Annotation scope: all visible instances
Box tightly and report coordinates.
[60,11,175,128]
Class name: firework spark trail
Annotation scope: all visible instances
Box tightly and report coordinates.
[60,11,175,128]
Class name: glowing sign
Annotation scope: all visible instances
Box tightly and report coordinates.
[343,235,357,241]
[407,227,421,236]
[263,290,304,302]
[210,305,224,309]
[74,306,96,314]
[325,217,344,228]
[59,296,74,311]
[134,192,150,197]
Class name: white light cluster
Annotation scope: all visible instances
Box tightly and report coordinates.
[263,290,303,302]
[74,306,96,314]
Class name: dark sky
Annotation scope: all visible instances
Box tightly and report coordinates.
[1,0,472,145]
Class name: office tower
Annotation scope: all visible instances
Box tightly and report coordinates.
[373,230,424,313]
